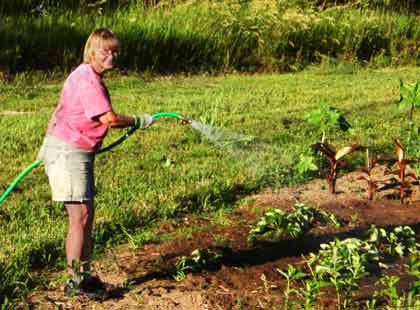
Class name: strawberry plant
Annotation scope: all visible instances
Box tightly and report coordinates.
[311,142,361,193]
[386,226,418,257]
[247,204,340,243]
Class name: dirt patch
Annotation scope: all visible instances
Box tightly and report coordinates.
[23,170,420,309]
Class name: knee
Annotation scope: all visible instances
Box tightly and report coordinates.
[67,203,94,229]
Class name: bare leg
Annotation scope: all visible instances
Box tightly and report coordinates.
[65,201,94,275]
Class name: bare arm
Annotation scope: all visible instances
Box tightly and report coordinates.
[96,111,136,128]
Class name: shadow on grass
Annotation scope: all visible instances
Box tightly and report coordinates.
[174,183,257,214]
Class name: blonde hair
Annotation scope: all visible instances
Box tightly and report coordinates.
[83,28,119,63]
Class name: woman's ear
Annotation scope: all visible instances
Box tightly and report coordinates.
[91,51,96,60]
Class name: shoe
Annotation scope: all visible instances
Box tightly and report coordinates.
[64,276,82,297]
[64,275,109,299]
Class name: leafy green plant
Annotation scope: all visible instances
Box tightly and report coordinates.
[406,252,420,301]
[311,142,361,193]
[364,298,378,310]
[308,238,380,308]
[374,275,402,308]
[295,259,331,310]
[247,203,340,243]
[399,80,420,122]
[295,279,324,310]
[277,262,329,310]
[407,252,420,280]
[296,153,318,175]
[171,248,223,281]
[367,225,418,257]
[373,273,420,309]
[277,264,307,310]
[385,226,418,256]
[304,102,352,143]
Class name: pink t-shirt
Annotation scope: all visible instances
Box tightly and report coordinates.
[47,63,112,151]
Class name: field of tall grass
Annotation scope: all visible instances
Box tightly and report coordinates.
[2,0,420,74]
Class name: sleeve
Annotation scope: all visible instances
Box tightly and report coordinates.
[78,75,112,119]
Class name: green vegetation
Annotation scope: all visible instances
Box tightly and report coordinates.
[3,66,420,303]
[304,102,352,142]
[279,225,420,309]
[399,80,420,121]
[247,203,340,243]
[171,248,223,281]
[3,1,420,306]
[3,0,420,74]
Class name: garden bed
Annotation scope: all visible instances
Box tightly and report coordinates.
[23,169,420,309]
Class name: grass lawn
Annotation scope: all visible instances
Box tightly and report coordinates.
[1,65,420,300]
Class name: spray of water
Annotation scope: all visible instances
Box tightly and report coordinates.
[190,120,287,186]
[190,120,255,147]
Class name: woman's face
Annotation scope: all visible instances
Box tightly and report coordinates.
[91,42,119,75]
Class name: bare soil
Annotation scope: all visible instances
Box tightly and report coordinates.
[23,170,420,309]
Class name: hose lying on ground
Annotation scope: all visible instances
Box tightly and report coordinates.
[0,112,185,204]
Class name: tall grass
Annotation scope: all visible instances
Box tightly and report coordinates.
[0,0,135,15]
[2,0,420,74]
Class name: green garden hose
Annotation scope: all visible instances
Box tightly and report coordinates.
[0,111,184,204]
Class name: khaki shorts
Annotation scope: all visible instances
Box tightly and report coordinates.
[37,135,95,202]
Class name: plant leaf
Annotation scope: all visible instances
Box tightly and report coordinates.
[394,139,404,162]
[311,143,336,159]
[335,144,361,160]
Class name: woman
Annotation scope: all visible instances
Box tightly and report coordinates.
[38,28,151,296]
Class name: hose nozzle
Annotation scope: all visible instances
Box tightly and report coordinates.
[179,115,192,125]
